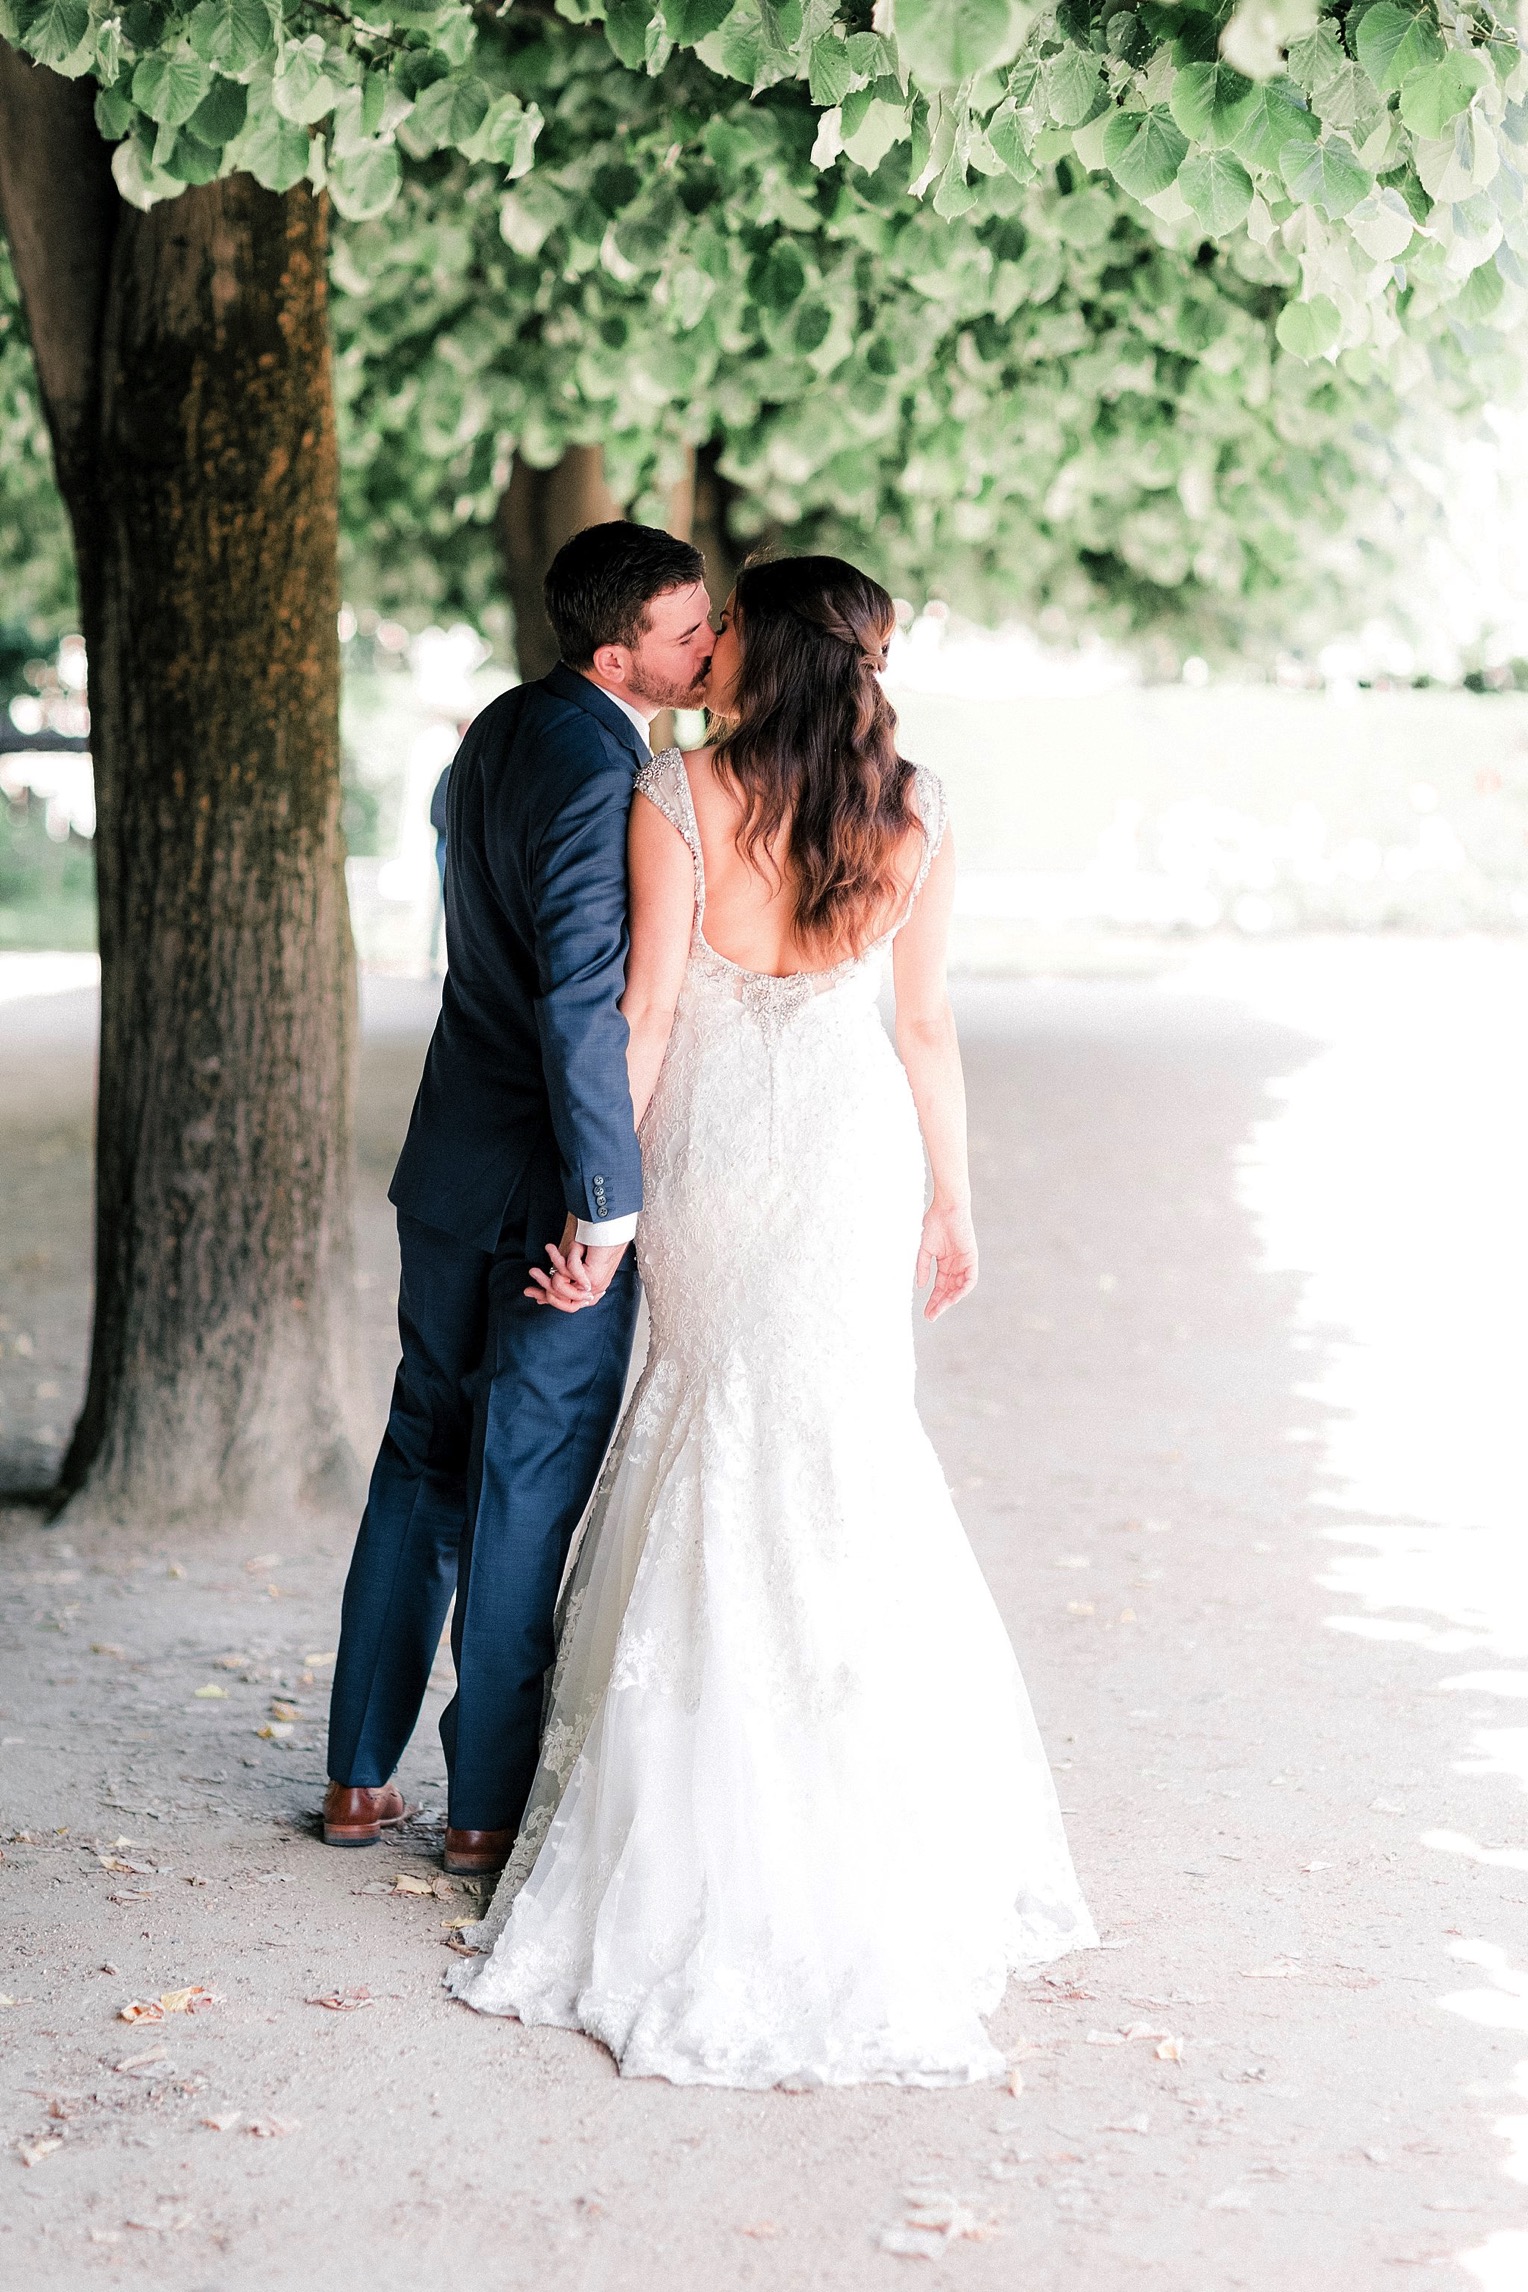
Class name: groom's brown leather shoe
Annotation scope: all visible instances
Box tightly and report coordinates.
[322,1779,413,1847]
[443,1827,515,1876]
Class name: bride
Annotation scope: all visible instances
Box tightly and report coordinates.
[447,555,1095,2086]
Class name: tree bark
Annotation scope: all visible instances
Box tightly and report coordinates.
[495,445,697,680]
[61,174,365,1522]
[1,55,366,1525]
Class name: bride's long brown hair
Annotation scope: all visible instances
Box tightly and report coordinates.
[709,556,920,957]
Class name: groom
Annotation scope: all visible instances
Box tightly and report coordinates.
[323,522,713,1875]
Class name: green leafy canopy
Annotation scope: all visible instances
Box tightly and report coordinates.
[4,0,1523,336]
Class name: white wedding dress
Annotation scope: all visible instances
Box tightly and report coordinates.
[447,751,1095,2085]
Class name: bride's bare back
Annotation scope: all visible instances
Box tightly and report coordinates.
[681,745,924,979]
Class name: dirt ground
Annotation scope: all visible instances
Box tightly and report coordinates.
[3,947,1527,2291]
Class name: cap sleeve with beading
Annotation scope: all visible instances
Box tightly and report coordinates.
[908,763,949,906]
[634,747,705,909]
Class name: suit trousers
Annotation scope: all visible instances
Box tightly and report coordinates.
[326,1151,639,1832]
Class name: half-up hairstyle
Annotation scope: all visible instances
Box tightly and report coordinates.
[710,555,920,957]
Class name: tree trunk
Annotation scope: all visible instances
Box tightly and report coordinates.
[60,175,365,1523]
[495,445,697,680]
[1,58,366,1526]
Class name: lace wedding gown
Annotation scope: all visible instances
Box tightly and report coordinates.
[447,752,1095,2085]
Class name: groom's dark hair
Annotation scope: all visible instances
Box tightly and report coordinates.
[544,521,706,669]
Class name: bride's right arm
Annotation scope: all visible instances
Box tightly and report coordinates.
[622,791,695,1127]
[891,830,979,1321]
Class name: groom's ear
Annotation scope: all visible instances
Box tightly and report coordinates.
[590,641,633,687]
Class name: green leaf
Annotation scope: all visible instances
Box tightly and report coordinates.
[1275,293,1341,355]
[1452,253,1505,323]
[1231,81,1317,171]
[187,0,273,76]
[132,48,214,128]
[808,33,855,107]
[405,72,489,154]
[986,96,1037,180]
[460,91,540,173]
[1177,147,1255,231]
[111,130,185,210]
[1277,132,1372,216]
[894,0,1026,91]
[94,82,136,140]
[272,39,337,128]
[1169,61,1256,149]
[18,0,86,68]
[663,0,734,41]
[162,132,223,184]
[1285,23,1342,97]
[187,76,247,147]
[841,87,909,171]
[327,138,402,221]
[1103,106,1190,199]
[750,237,808,309]
[1398,52,1490,140]
[603,0,651,69]
[1044,46,1103,129]
[232,93,311,191]
[1354,3,1443,94]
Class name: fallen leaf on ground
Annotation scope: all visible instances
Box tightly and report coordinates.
[247,2118,299,2136]
[877,2187,1001,2256]
[1121,2023,1172,2041]
[162,1985,219,2015]
[192,1684,227,1700]
[108,1890,153,1905]
[256,1723,293,1740]
[18,2136,64,2165]
[1005,2067,1024,2096]
[214,1653,252,1669]
[166,1562,187,1579]
[201,2113,242,2132]
[91,1643,126,1659]
[1155,2037,1184,2062]
[441,1914,478,1931]
[269,1700,301,1723]
[114,2047,167,2073]
[1066,1600,1095,1617]
[307,1987,372,2012]
[244,1554,282,1574]
[97,1854,155,1875]
[389,1873,436,1896]
[118,1985,218,2023]
[1300,1860,1330,1873]
[303,1652,337,1668]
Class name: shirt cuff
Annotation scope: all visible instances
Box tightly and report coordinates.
[574,1212,638,1246]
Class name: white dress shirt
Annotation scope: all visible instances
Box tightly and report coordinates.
[573,678,652,1248]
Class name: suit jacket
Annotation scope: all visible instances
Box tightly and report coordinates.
[390,663,647,1252]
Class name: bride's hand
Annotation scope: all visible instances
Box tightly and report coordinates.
[918,1200,978,1322]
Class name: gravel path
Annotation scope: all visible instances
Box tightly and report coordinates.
[2,945,1525,2290]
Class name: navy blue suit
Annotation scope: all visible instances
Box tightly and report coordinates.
[328,666,645,1831]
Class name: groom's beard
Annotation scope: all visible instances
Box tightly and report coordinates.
[630,660,712,711]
